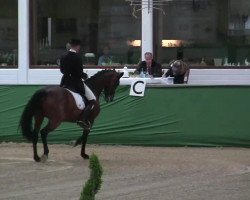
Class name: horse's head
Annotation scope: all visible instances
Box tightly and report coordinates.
[86,70,124,102]
[103,71,124,102]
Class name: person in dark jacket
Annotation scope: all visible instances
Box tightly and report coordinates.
[60,39,96,128]
[164,60,189,84]
[136,52,162,77]
[60,39,87,90]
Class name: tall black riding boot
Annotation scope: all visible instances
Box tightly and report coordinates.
[77,100,95,129]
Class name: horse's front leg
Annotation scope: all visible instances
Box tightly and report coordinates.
[81,103,99,159]
[81,128,90,159]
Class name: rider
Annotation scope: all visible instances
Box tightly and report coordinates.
[60,39,96,128]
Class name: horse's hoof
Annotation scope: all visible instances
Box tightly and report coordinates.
[82,154,89,159]
[40,154,48,163]
[34,156,41,162]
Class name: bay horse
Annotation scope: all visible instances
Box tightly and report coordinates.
[19,70,124,162]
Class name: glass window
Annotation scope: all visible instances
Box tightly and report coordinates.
[228,0,250,64]
[0,0,18,68]
[154,0,250,66]
[30,0,141,68]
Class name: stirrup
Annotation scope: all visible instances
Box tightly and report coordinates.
[77,120,91,129]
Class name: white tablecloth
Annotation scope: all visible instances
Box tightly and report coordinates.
[119,77,174,85]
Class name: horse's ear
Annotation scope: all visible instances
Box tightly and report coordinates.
[119,72,124,78]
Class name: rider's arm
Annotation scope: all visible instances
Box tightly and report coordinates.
[74,55,88,79]
[164,68,172,78]
[60,56,66,74]
[135,61,144,74]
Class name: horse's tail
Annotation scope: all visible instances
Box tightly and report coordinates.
[20,89,47,141]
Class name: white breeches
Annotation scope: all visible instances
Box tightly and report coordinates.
[84,83,96,101]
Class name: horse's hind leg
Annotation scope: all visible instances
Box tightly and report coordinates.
[81,128,90,159]
[40,120,61,162]
[33,133,40,162]
[33,115,44,162]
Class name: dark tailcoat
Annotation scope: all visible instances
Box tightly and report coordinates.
[136,60,162,77]
[60,51,88,96]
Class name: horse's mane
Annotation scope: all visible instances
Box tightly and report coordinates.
[85,70,115,85]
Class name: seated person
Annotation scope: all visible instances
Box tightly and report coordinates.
[136,52,162,77]
[164,60,189,84]
[98,46,113,66]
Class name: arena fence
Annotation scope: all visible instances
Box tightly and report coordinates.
[0,85,250,147]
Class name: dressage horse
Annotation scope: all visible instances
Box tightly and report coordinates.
[20,70,123,162]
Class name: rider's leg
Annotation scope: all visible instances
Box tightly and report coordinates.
[77,100,95,128]
[77,83,96,129]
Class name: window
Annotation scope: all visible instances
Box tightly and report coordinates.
[154,0,250,66]
[0,0,18,68]
[30,0,141,68]
[228,0,250,63]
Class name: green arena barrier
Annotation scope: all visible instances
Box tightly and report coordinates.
[0,85,250,147]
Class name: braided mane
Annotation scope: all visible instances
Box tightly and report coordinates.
[85,70,115,86]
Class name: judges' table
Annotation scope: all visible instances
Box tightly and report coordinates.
[0,85,250,147]
[120,77,173,85]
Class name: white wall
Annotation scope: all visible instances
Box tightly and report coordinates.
[18,0,29,84]
[0,69,18,84]
[189,69,250,85]
[1,68,250,85]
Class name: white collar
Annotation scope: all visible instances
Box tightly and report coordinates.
[69,49,77,53]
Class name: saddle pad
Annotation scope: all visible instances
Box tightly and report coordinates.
[65,89,85,110]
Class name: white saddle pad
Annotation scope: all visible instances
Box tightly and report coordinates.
[66,89,85,110]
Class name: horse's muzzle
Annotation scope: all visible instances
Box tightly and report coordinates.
[105,96,114,103]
